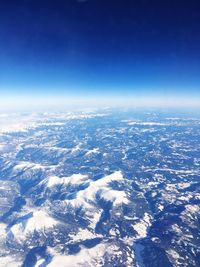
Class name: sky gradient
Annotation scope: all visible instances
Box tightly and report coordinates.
[0,0,200,108]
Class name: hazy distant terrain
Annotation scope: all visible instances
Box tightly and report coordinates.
[0,109,200,267]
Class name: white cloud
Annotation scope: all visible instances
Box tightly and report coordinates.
[0,94,200,112]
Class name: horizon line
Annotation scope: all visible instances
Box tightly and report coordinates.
[0,94,199,111]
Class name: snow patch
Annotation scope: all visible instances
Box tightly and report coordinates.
[45,174,88,188]
[128,121,167,126]
[132,213,152,238]
[99,188,129,205]
[0,256,21,267]
[47,243,106,267]
[69,229,102,243]
[86,148,99,156]
[0,223,6,241]
[35,258,46,267]
[10,210,58,241]
[13,161,47,173]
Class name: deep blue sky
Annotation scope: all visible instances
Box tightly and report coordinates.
[0,0,200,100]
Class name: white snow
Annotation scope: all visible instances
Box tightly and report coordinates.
[0,256,21,267]
[13,161,47,173]
[128,121,167,126]
[38,122,66,126]
[69,229,102,243]
[132,213,152,238]
[60,171,129,229]
[71,144,81,153]
[157,204,164,211]
[85,148,99,156]
[89,210,102,229]
[166,249,182,266]
[47,243,106,267]
[65,171,129,208]
[99,189,129,205]
[0,223,6,242]
[10,210,58,240]
[35,258,46,267]
[144,167,200,176]
[166,249,180,260]
[178,182,191,189]
[185,204,199,213]
[43,174,88,188]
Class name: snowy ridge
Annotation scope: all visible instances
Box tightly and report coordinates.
[9,209,58,241]
[42,174,88,188]
[64,171,129,208]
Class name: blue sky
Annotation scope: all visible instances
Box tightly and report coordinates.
[0,0,200,109]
